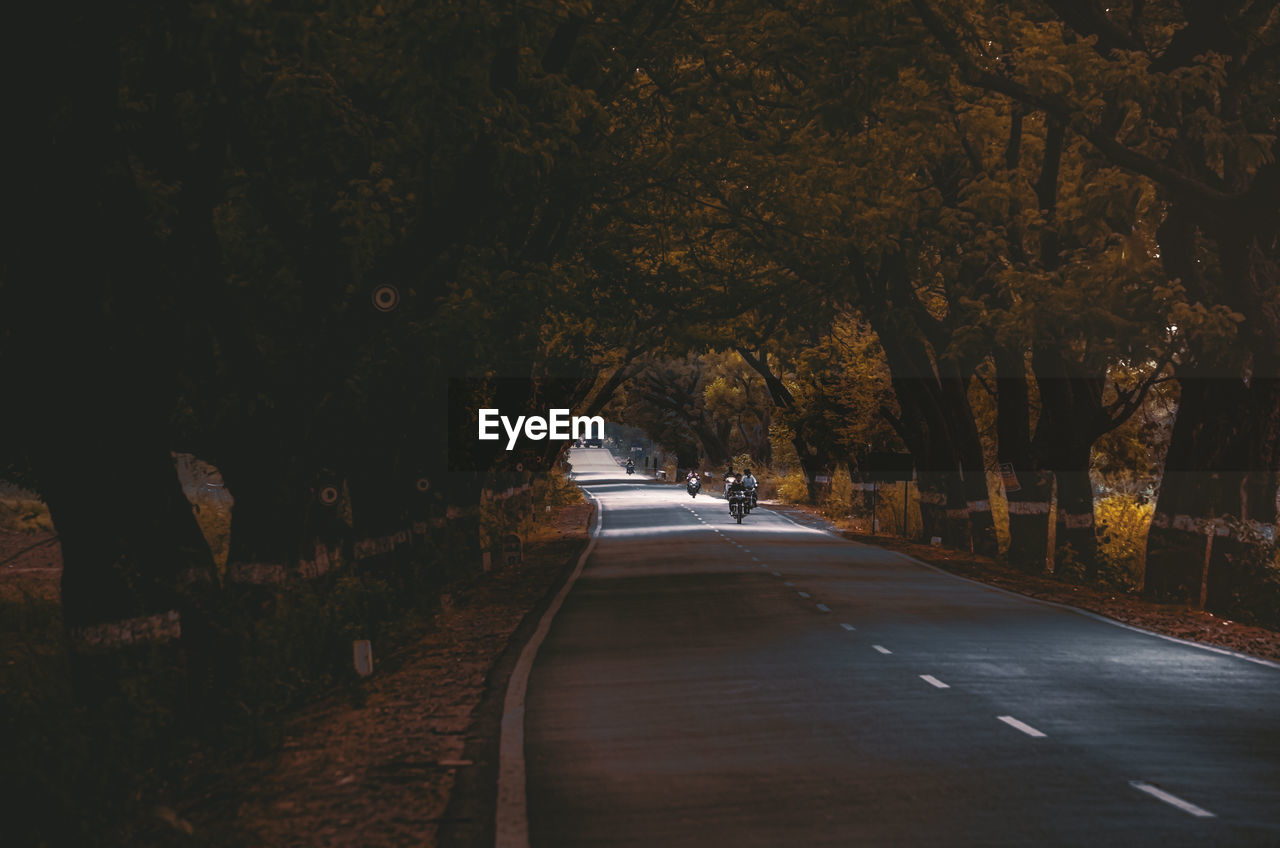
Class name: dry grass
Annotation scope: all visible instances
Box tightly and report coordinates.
[0,498,54,534]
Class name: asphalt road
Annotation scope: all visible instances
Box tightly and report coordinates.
[521,448,1280,846]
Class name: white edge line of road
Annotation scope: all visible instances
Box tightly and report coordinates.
[757,503,1280,672]
[495,490,603,848]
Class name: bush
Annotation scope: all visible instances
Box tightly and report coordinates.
[821,467,853,519]
[754,472,779,501]
[775,470,810,503]
[0,498,54,533]
[1096,495,1153,589]
[535,466,584,507]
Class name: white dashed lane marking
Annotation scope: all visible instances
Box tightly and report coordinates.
[1129,781,1215,818]
[840,623,855,631]
[997,715,1046,738]
[797,592,811,599]
[872,645,892,655]
[815,604,830,613]
[920,675,950,689]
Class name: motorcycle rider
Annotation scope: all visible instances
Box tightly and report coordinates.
[741,469,758,509]
[686,469,701,496]
[723,470,748,520]
[723,469,745,496]
[625,457,635,474]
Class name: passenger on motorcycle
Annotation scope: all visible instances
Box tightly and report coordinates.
[741,469,758,509]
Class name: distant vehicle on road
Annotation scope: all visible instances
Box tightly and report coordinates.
[585,436,603,447]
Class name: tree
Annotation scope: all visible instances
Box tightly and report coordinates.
[910,0,1280,608]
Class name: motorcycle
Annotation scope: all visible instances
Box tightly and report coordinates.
[626,464,635,475]
[727,486,748,523]
[743,482,758,511]
[687,476,701,498]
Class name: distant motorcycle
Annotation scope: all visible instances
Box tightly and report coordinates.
[626,464,635,475]
[687,476,701,498]
[728,490,748,523]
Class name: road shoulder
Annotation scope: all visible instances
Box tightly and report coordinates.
[180,504,594,847]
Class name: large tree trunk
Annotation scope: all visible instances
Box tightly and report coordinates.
[915,470,968,544]
[691,420,733,468]
[1145,207,1280,620]
[1145,374,1280,609]
[851,247,995,550]
[942,360,998,555]
[347,461,413,571]
[993,344,1053,569]
[216,441,313,588]
[5,0,220,652]
[1032,352,1103,575]
[736,347,826,500]
[878,341,994,550]
[1006,470,1055,571]
[1053,467,1098,575]
[28,418,217,642]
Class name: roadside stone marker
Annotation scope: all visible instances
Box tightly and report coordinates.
[353,639,374,676]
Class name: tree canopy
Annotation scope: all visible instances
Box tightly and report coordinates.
[3,0,1279,645]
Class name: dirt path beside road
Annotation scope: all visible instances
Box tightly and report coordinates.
[179,504,593,847]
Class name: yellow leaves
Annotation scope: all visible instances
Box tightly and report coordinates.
[1095,495,1154,589]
